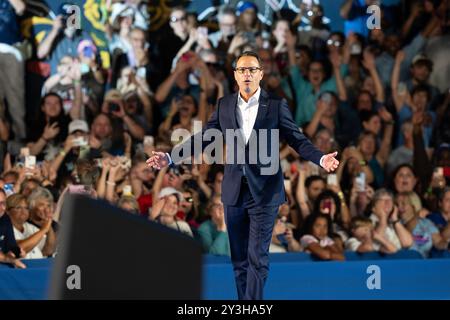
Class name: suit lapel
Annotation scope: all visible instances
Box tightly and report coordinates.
[231,92,239,130]
[252,88,269,131]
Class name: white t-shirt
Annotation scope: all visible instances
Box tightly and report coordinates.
[165,220,193,238]
[13,222,46,259]
[369,214,402,250]
[345,237,381,252]
[300,234,335,249]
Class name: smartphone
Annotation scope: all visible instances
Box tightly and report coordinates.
[290,163,298,175]
[350,43,362,55]
[123,185,132,196]
[327,174,338,186]
[143,136,154,147]
[321,92,332,105]
[355,172,366,192]
[72,136,88,147]
[322,199,332,212]
[25,155,36,169]
[83,46,94,59]
[3,183,15,196]
[284,179,292,192]
[397,82,407,95]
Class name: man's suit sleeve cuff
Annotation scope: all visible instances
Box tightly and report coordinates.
[166,153,173,166]
[319,156,325,168]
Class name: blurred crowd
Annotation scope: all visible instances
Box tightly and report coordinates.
[1,0,450,267]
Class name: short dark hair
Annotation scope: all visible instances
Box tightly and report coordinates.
[301,213,333,238]
[296,44,312,57]
[235,51,262,68]
[41,92,63,109]
[359,110,379,123]
[411,84,431,101]
[305,175,326,189]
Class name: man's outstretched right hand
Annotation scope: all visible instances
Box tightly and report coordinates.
[146,151,170,170]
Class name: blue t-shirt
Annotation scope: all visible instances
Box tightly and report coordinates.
[410,218,439,258]
[0,0,21,45]
[427,212,448,230]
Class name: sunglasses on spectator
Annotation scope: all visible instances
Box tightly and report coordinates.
[234,67,262,74]
[170,15,186,23]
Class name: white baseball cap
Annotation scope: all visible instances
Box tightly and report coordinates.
[68,119,89,134]
[158,187,184,202]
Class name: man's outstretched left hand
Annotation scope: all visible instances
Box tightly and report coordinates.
[321,152,339,172]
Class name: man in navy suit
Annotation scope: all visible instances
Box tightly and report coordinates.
[147,51,339,300]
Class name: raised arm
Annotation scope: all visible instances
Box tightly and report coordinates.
[376,107,394,166]
[390,207,413,248]
[391,50,407,112]
[155,60,190,104]
[401,2,423,39]
[37,16,63,59]
[305,99,327,138]
[8,0,26,15]
[286,31,297,68]
[329,51,347,102]
[340,0,354,19]
[362,49,384,103]
[296,164,311,219]
[16,219,51,254]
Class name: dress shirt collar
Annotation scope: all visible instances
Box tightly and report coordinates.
[238,87,261,107]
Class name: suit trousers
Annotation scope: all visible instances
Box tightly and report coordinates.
[224,176,278,300]
[0,50,26,140]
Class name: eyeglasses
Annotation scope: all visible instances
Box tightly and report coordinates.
[170,16,186,23]
[234,67,262,74]
[12,206,29,211]
[327,39,341,47]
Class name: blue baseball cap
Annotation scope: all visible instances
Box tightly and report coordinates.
[236,1,258,15]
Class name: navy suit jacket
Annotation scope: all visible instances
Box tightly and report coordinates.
[172,89,324,207]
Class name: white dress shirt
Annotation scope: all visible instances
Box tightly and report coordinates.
[236,87,261,144]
